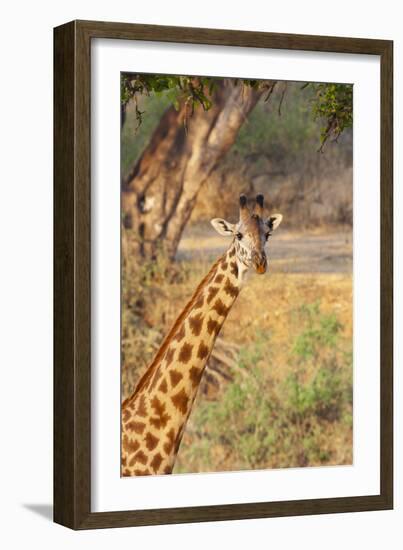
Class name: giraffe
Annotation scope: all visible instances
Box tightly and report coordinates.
[121,194,283,476]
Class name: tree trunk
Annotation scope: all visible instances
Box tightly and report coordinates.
[122,80,266,261]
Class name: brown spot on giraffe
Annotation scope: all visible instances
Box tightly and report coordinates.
[130,450,148,466]
[197,341,209,360]
[128,400,136,411]
[193,293,204,309]
[214,273,225,284]
[149,368,163,391]
[134,469,151,476]
[122,469,132,477]
[174,324,186,342]
[206,317,220,336]
[164,347,175,366]
[122,435,140,454]
[169,369,183,387]
[125,421,146,434]
[229,247,236,258]
[224,277,239,298]
[150,396,171,429]
[128,456,136,468]
[188,312,204,336]
[145,431,159,451]
[122,408,131,422]
[207,286,219,305]
[178,342,192,363]
[163,428,176,455]
[150,452,163,473]
[213,298,230,317]
[171,387,189,415]
[221,260,228,270]
[230,261,238,278]
[136,395,148,417]
[121,456,127,467]
[158,379,168,393]
[189,366,202,388]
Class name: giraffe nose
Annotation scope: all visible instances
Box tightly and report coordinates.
[252,251,267,274]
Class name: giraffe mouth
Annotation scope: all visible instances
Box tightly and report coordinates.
[255,263,267,274]
[253,256,267,274]
[251,250,267,273]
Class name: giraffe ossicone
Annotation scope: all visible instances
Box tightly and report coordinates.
[121,195,283,476]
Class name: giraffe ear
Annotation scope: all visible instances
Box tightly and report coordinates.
[266,213,283,231]
[210,218,236,236]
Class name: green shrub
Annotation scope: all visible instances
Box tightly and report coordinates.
[175,301,352,472]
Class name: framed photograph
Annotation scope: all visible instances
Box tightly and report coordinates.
[54,20,393,529]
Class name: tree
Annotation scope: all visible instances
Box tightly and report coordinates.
[121,75,352,262]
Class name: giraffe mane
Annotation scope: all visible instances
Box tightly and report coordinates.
[123,252,226,407]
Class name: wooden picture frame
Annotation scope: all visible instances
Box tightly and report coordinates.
[54,19,393,529]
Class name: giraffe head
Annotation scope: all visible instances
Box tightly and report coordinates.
[211,194,282,274]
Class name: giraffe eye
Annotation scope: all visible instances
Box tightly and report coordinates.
[265,232,271,240]
[236,232,243,240]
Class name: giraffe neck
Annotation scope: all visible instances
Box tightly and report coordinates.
[122,241,242,476]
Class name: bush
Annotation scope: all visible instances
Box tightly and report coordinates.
[174,301,352,472]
